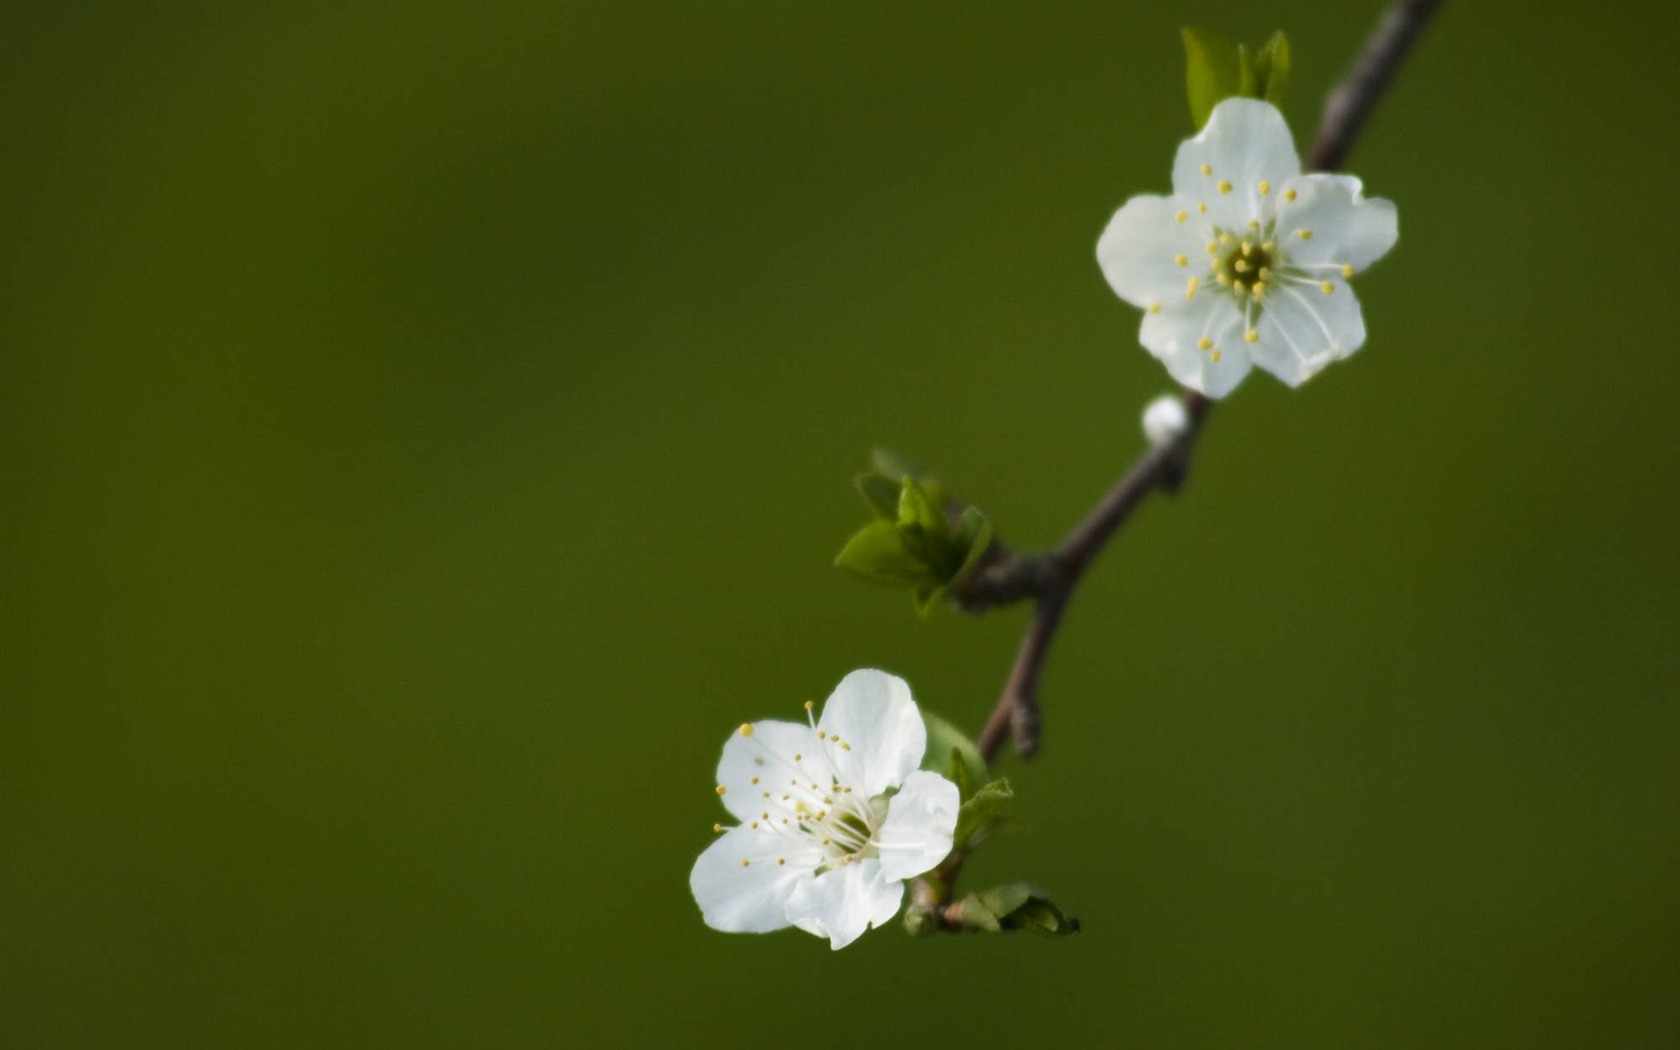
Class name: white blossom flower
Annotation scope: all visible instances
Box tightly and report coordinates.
[1141,393,1189,446]
[1097,97,1398,398]
[689,669,960,950]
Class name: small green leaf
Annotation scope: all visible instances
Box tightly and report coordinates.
[972,883,1080,936]
[954,777,1025,849]
[1257,31,1291,107]
[870,447,927,483]
[952,506,993,585]
[1182,27,1242,129]
[855,473,901,521]
[911,583,945,619]
[835,521,940,587]
[922,711,986,799]
[896,478,945,534]
[1236,43,1260,97]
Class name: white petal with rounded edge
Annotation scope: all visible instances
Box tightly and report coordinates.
[874,770,960,882]
[1139,293,1251,399]
[714,720,823,823]
[1274,174,1397,271]
[1264,278,1368,374]
[690,827,821,934]
[817,669,924,797]
[783,858,903,950]
[1172,98,1300,231]
[1096,194,1205,310]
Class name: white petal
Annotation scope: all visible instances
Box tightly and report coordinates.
[816,669,924,797]
[689,827,821,934]
[1139,293,1252,399]
[1096,194,1205,310]
[1172,98,1300,231]
[783,858,903,950]
[1274,174,1397,272]
[874,770,960,882]
[1259,278,1368,381]
[714,720,822,823]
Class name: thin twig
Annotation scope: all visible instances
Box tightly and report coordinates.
[964,0,1438,767]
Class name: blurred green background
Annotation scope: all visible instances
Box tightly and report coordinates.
[4,1,1677,1046]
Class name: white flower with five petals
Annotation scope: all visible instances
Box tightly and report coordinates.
[689,669,960,950]
[1098,98,1398,398]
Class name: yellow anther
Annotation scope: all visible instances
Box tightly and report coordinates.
[1198,337,1213,351]
[1342,263,1355,278]
[1283,188,1297,202]
[793,753,802,761]
[1215,272,1230,286]
[1219,233,1234,245]
[712,823,723,833]
[1233,259,1249,273]
[741,859,750,867]
[1174,209,1188,223]
[1148,302,1162,314]
[817,731,826,739]
[739,723,753,737]
[840,742,852,751]
[1200,163,1212,176]
[749,776,758,784]
[1247,220,1259,230]
[1211,349,1223,362]
[803,700,814,711]
[1262,241,1275,253]
[1253,280,1268,298]
[762,811,770,819]
[781,794,789,801]
[1241,240,1252,256]
[1197,202,1207,214]
[1217,179,1232,195]
[821,837,831,845]
[1244,329,1259,344]
[1185,276,1199,300]
[761,791,769,798]
[1258,267,1271,281]
[1298,229,1314,240]
[1258,180,1271,195]
[715,785,727,796]
[1320,281,1334,295]
[1232,280,1246,295]
[1174,254,1188,267]
[777,858,786,866]
[1206,241,1218,254]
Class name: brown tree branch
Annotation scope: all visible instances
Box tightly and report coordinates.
[957,0,1438,768]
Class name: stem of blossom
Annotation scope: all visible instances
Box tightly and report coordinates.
[959,0,1439,767]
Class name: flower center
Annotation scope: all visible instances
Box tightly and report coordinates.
[1210,228,1278,302]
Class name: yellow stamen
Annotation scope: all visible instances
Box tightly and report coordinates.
[1244,329,1259,343]
[1298,229,1314,240]
[1258,180,1271,195]
[1320,281,1334,295]
[741,859,750,867]
[1211,349,1223,362]
[1217,179,1232,195]
[1283,188,1297,203]
[1148,302,1162,314]
[1174,210,1188,223]
[1185,276,1199,300]
[1197,337,1213,351]
[1174,254,1188,267]
[738,723,753,737]
[1199,163,1212,176]
[1197,202,1207,214]
[715,785,727,796]
[1342,263,1355,278]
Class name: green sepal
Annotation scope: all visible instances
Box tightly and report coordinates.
[855,472,901,521]
[911,584,945,620]
[921,711,986,801]
[954,777,1026,850]
[835,521,942,587]
[952,883,1079,936]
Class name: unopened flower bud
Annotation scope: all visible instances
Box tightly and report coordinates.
[1141,394,1189,446]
